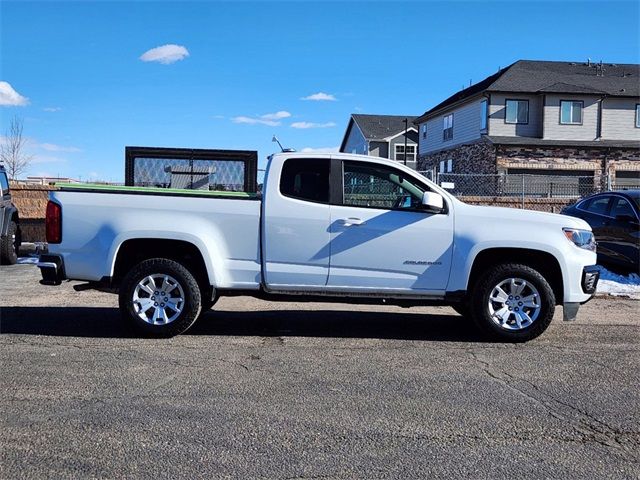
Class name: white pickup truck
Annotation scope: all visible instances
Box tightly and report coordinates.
[38,152,599,341]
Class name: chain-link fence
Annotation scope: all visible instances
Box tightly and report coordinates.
[417,171,639,197]
[415,171,639,212]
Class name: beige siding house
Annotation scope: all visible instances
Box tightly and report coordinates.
[414,60,640,187]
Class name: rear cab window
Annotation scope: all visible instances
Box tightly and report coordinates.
[279,158,330,203]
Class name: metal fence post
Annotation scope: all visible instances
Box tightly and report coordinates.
[521,175,525,209]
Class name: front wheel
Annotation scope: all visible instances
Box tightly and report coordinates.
[119,258,202,337]
[470,263,556,342]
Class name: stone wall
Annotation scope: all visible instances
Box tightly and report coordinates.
[418,140,640,180]
[417,140,496,174]
[9,183,57,242]
[496,145,640,189]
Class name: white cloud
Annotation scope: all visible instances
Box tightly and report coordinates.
[39,143,82,153]
[0,81,29,106]
[43,107,61,112]
[261,111,291,121]
[232,111,291,126]
[290,121,336,129]
[301,92,337,101]
[140,44,190,65]
[300,146,340,153]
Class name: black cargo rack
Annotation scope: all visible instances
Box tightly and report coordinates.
[125,146,258,193]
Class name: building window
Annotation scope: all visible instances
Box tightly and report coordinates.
[505,99,529,124]
[438,160,452,173]
[395,144,416,162]
[636,104,640,128]
[422,124,427,139]
[560,100,583,125]
[480,99,488,131]
[443,113,454,141]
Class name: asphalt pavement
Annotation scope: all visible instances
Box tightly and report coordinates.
[1,264,639,479]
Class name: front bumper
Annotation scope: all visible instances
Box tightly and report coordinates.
[582,265,600,295]
[563,265,600,321]
[37,254,66,285]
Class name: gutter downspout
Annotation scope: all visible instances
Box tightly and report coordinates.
[596,95,607,140]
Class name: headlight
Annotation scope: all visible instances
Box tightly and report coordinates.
[563,228,596,252]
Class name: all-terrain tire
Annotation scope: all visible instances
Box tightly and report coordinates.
[470,263,556,342]
[119,258,202,337]
[0,220,19,265]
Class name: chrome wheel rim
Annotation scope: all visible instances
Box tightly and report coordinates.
[488,277,541,331]
[133,274,185,325]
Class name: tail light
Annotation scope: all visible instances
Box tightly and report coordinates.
[46,201,62,243]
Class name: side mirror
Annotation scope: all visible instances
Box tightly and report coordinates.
[421,191,444,212]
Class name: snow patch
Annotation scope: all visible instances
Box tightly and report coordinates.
[17,256,39,264]
[595,266,640,300]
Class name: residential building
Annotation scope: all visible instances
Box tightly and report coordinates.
[414,60,640,187]
[25,176,81,185]
[340,114,419,169]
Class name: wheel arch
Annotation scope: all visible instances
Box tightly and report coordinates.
[111,237,215,293]
[467,247,564,305]
[1,206,19,236]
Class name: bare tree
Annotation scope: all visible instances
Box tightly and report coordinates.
[0,116,33,180]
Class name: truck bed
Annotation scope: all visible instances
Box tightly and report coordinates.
[48,186,262,288]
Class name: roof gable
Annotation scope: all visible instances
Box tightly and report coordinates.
[416,60,640,123]
[351,114,418,140]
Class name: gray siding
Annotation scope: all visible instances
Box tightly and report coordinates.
[369,141,388,158]
[342,122,367,154]
[418,98,482,155]
[543,94,599,140]
[489,93,543,138]
[389,132,418,169]
[601,97,640,140]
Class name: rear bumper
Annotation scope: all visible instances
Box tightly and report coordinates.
[37,254,66,285]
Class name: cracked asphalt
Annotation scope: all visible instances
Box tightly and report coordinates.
[1,264,639,479]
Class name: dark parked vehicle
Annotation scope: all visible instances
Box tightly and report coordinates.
[562,190,640,272]
[0,165,22,264]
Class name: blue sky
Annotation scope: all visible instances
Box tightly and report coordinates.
[1,0,639,182]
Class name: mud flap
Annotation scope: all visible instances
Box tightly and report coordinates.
[563,302,580,322]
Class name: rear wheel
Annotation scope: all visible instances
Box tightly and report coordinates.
[470,263,555,342]
[119,258,202,337]
[0,220,19,265]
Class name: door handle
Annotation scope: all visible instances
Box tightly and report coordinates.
[342,217,364,226]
